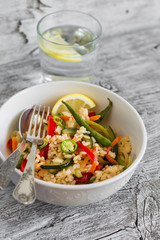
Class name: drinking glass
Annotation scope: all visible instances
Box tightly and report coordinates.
[37,10,102,81]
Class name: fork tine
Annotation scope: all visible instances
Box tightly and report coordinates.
[37,106,46,138]
[32,105,41,137]
[27,105,50,140]
[27,105,37,135]
[42,106,50,137]
[46,106,50,120]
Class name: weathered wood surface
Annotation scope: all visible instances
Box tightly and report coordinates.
[0,0,160,239]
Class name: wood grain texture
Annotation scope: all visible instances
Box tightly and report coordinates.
[0,0,160,239]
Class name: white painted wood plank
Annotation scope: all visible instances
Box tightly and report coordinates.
[0,0,160,239]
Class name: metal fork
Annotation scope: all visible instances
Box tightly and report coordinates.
[12,105,50,205]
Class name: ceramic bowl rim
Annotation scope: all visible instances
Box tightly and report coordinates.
[0,81,147,190]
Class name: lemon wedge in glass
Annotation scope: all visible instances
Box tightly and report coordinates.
[51,93,96,115]
[39,32,82,62]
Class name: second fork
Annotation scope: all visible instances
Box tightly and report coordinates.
[12,105,50,205]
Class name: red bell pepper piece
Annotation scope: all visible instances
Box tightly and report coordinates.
[76,141,97,163]
[39,143,49,159]
[74,172,93,183]
[7,139,12,149]
[20,158,27,172]
[47,115,57,136]
[88,112,96,117]
[96,164,100,170]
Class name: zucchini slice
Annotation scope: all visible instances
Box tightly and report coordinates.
[41,158,73,170]
[62,128,77,137]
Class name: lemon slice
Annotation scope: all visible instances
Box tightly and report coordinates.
[51,93,96,115]
[39,32,82,62]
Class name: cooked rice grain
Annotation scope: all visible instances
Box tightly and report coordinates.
[33,108,130,185]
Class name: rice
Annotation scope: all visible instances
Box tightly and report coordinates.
[12,106,132,185]
[35,123,125,184]
[94,165,124,182]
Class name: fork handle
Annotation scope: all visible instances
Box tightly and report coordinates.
[0,142,25,190]
[12,143,37,205]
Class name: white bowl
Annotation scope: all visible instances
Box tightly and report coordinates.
[0,82,147,206]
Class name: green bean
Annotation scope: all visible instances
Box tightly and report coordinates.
[16,155,24,169]
[96,98,112,123]
[62,101,112,147]
[86,120,112,140]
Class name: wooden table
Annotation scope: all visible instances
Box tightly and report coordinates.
[0,1,160,239]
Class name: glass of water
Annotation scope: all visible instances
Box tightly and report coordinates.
[37,10,102,81]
